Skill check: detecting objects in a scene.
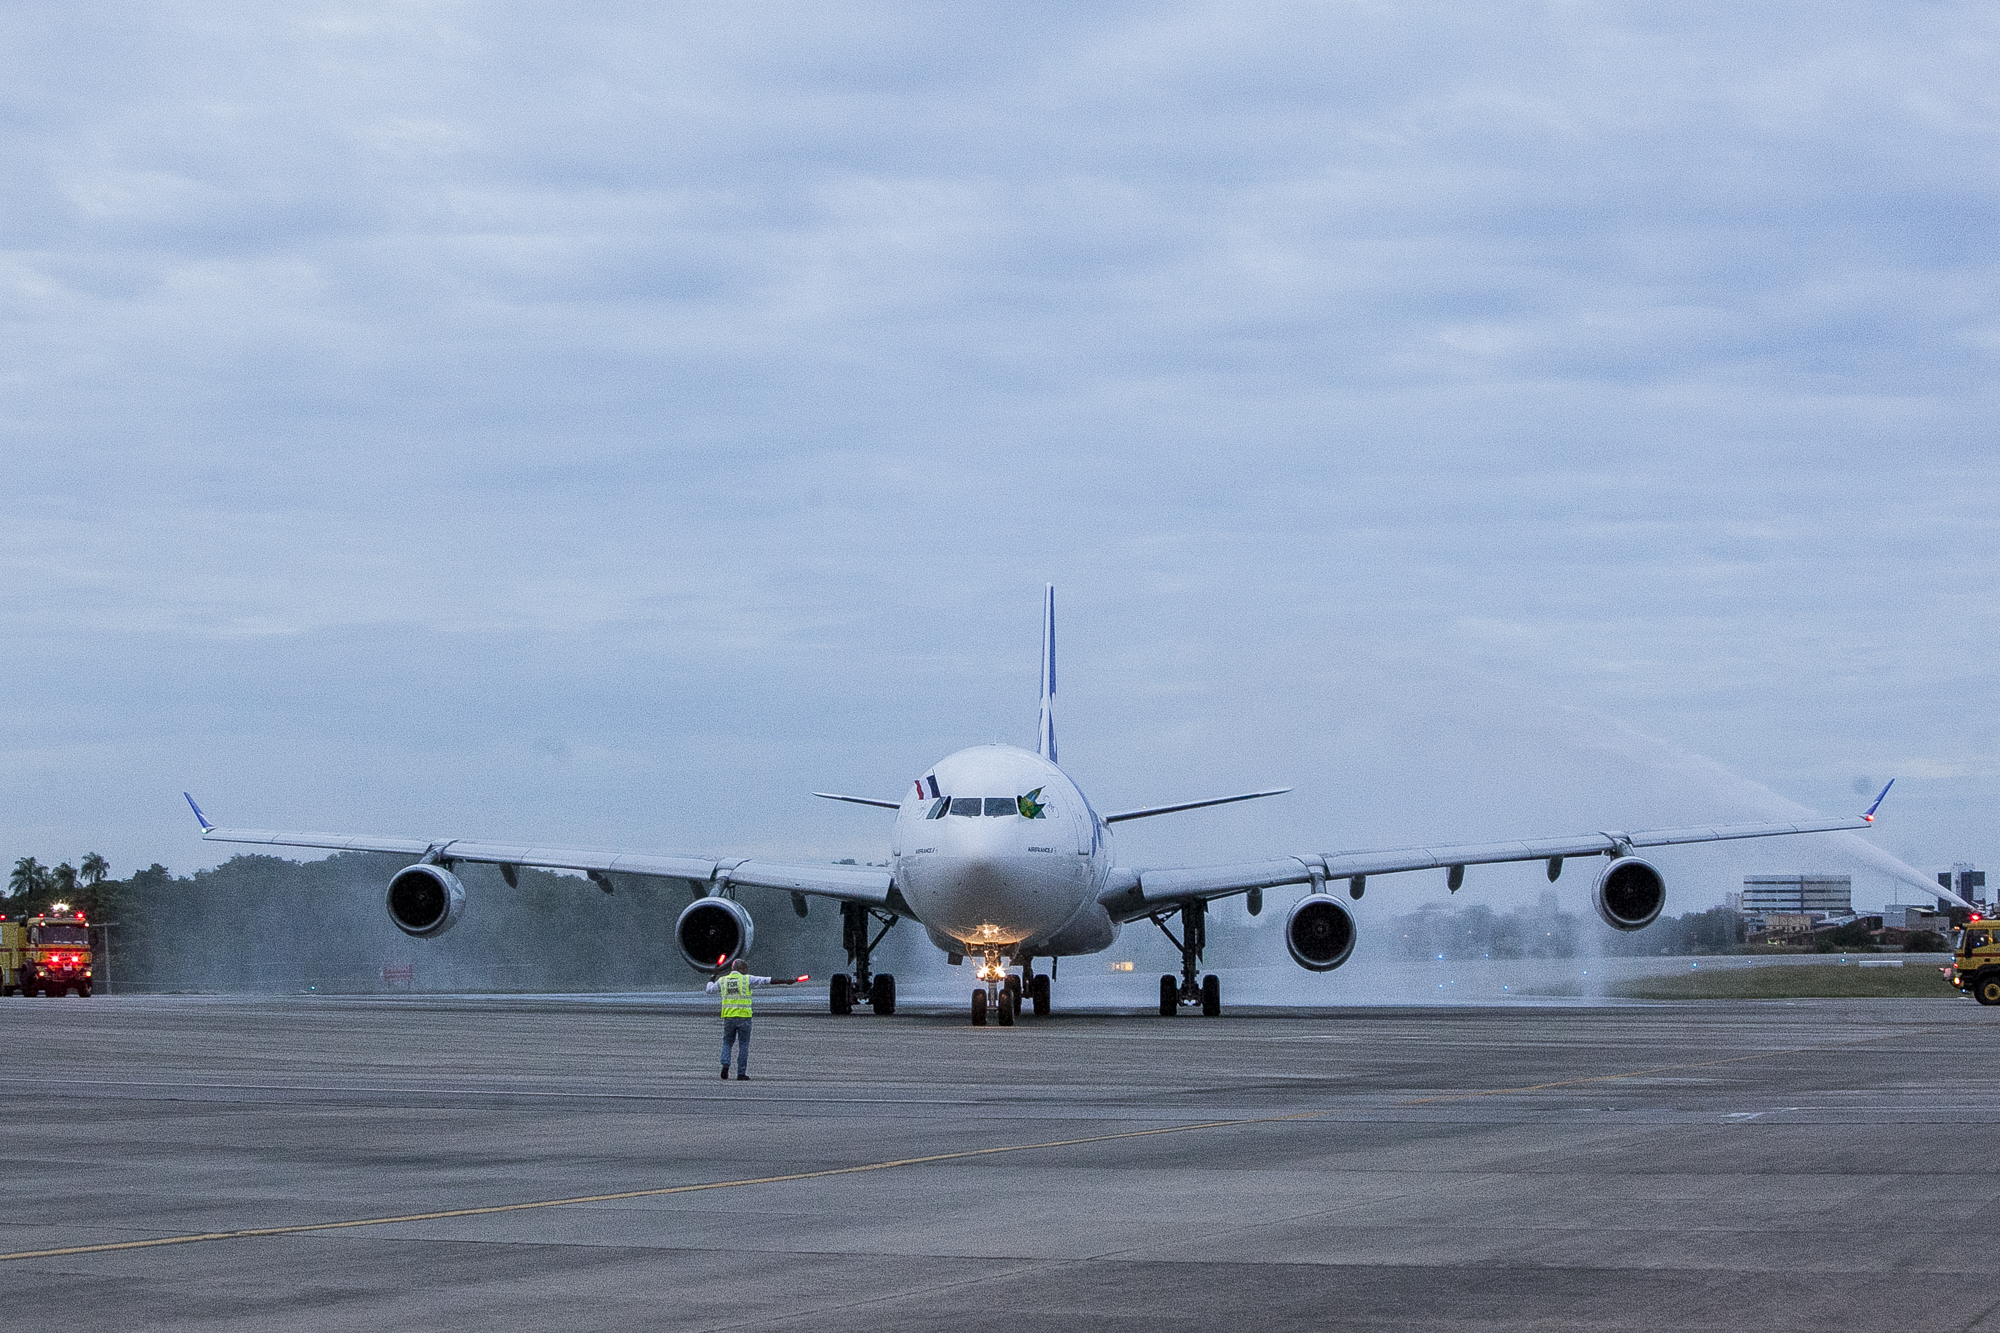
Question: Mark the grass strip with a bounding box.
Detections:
[1614,963,1956,1000]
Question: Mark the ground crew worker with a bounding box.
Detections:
[703,961,802,1079]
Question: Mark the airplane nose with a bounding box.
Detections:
[904,842,1081,947]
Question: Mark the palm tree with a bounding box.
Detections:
[51,863,78,897]
[80,852,109,886]
[8,857,45,899]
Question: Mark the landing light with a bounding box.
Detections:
[1109,961,1133,972]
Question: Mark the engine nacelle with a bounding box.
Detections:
[1285,893,1357,972]
[386,864,466,938]
[1593,856,1667,931]
[676,896,755,971]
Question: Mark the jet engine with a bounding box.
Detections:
[1592,856,1666,931]
[386,864,466,938]
[1285,893,1357,971]
[676,896,755,971]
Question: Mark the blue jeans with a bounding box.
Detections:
[720,1017,751,1074]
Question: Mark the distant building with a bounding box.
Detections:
[1743,875,1852,916]
[1885,904,1950,932]
[1938,865,1986,904]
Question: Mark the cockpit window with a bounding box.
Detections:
[932,792,1050,818]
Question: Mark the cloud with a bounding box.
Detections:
[1,1,1995,887]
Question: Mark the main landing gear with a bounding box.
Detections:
[1151,900,1222,1017]
[969,954,1051,1025]
[830,902,898,1016]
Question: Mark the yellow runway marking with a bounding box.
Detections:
[0,1112,1325,1265]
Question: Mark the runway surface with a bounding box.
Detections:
[5,992,1997,1331]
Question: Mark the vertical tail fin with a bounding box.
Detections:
[1038,583,1057,764]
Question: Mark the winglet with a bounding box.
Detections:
[183,792,214,833]
[1862,778,1895,822]
[1038,584,1057,764]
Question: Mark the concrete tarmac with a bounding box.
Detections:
[4,992,1996,1332]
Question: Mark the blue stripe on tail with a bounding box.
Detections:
[1038,584,1057,764]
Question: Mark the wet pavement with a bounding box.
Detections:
[4,992,1995,1331]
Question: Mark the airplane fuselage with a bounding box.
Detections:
[890,744,1118,960]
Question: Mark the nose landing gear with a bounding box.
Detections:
[972,953,1010,1025]
[970,952,1043,1025]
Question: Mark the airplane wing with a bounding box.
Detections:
[1098,784,1910,920]
[184,795,896,905]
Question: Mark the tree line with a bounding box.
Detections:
[7,849,1947,992]
[1381,897,1944,960]
[3,850,842,992]
[8,853,115,914]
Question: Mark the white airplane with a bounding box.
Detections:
[186,587,1903,1024]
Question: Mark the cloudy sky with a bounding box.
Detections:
[4,2,1996,914]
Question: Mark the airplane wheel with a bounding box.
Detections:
[872,974,896,1016]
[1031,974,1050,1016]
[997,992,1015,1026]
[1159,974,1177,1016]
[971,988,987,1026]
[1201,974,1221,1017]
[1003,974,1021,1015]
[830,974,851,1015]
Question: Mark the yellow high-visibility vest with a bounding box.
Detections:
[719,972,753,1018]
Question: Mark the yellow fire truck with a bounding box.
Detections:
[1948,915,2000,1004]
[2,904,94,997]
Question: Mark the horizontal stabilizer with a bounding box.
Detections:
[1103,788,1292,824]
[813,792,902,810]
